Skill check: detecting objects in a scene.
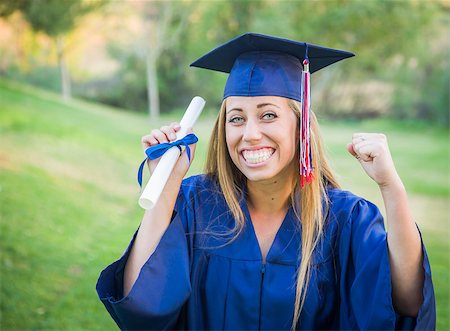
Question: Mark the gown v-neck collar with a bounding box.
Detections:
[236,186,301,266]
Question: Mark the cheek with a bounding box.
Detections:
[225,126,239,155]
[283,121,298,158]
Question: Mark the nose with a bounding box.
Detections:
[242,118,262,142]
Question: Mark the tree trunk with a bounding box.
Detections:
[146,49,159,120]
[141,1,185,120]
[56,36,71,101]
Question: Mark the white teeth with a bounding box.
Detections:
[242,148,274,164]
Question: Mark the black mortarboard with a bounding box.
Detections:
[190,33,354,186]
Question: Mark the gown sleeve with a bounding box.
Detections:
[95,188,194,330]
[338,198,436,330]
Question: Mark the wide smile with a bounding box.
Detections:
[241,147,275,165]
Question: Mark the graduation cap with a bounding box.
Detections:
[190,33,354,187]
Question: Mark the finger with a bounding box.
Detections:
[353,139,375,151]
[160,125,177,141]
[170,122,181,132]
[355,143,379,161]
[358,151,374,162]
[141,134,159,148]
[150,129,169,144]
[352,133,367,142]
[354,140,385,154]
[352,134,373,145]
[359,142,385,157]
[353,133,386,144]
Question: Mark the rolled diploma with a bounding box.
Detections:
[138,96,206,209]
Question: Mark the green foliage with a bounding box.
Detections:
[5,0,100,37]
[1,0,448,122]
[389,10,449,124]
[281,0,447,122]
[76,45,149,112]
[0,0,27,17]
[146,0,449,123]
[287,0,435,70]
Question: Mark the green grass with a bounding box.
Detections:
[1,79,448,330]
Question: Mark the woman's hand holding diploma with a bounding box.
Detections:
[141,122,196,180]
[138,96,205,210]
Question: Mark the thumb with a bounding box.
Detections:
[347,143,357,157]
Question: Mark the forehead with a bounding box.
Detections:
[225,96,290,110]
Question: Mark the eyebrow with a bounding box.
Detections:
[257,103,281,109]
[226,103,280,114]
[226,108,243,114]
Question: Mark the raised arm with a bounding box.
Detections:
[347,133,423,316]
[124,123,196,296]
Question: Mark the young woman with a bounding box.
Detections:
[97,33,435,330]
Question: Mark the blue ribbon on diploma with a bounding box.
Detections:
[137,133,199,188]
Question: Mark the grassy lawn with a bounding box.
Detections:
[1,79,448,330]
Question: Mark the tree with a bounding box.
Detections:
[1,0,100,101]
[133,1,188,119]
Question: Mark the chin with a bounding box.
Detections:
[237,160,296,184]
[240,168,282,183]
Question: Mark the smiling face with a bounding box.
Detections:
[225,96,298,183]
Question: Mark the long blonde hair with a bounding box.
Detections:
[205,98,340,330]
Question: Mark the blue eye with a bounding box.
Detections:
[229,116,244,124]
[262,113,277,120]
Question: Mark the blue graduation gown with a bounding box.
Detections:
[96,174,435,330]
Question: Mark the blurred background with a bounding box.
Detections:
[0,0,448,330]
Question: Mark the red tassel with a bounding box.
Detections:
[300,59,313,188]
